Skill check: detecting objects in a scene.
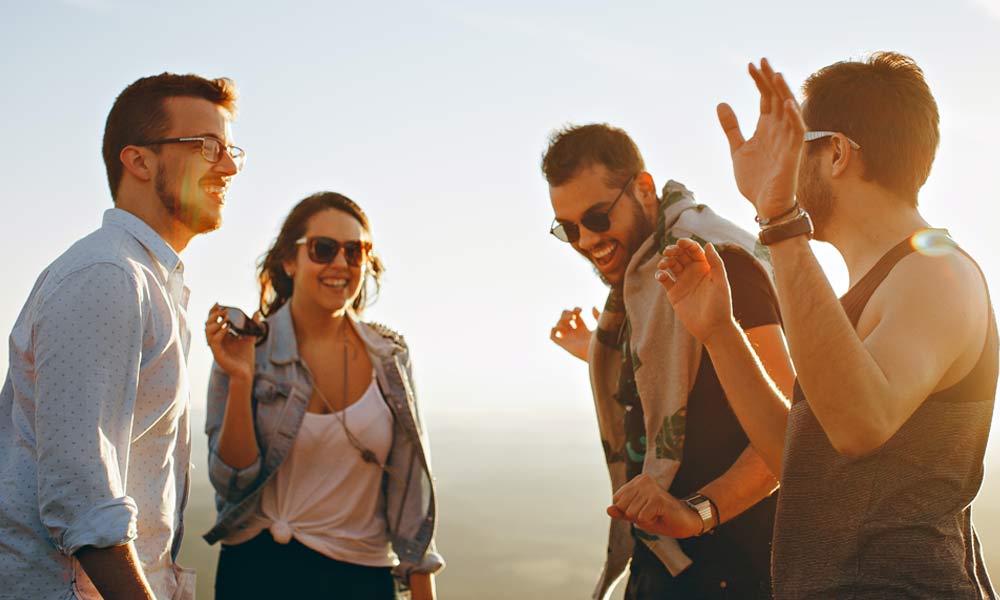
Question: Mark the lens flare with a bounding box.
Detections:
[909,228,956,257]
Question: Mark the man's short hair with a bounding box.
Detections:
[802,51,939,205]
[541,123,645,189]
[102,73,239,201]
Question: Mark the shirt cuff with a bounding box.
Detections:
[395,546,445,583]
[60,496,138,556]
[208,447,261,502]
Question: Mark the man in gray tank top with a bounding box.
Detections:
[609,52,997,598]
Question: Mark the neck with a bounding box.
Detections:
[289,295,351,344]
[115,189,194,253]
[822,188,929,286]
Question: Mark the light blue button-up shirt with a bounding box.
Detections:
[0,209,195,599]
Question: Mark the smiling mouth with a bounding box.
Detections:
[202,182,230,202]
[320,277,348,289]
[590,241,618,267]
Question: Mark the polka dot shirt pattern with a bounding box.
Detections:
[0,209,194,600]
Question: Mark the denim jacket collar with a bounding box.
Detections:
[267,303,399,366]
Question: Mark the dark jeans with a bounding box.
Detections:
[625,539,772,600]
[215,531,395,600]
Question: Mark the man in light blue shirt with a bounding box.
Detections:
[0,73,244,599]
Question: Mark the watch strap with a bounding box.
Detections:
[759,210,814,246]
[682,493,717,536]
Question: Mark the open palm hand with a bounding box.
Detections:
[654,240,734,345]
[717,58,807,219]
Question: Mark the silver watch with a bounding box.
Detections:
[682,493,716,536]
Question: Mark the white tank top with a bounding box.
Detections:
[258,373,395,566]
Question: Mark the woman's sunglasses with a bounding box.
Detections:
[295,236,372,266]
[549,173,636,243]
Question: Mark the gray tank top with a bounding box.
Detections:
[773,235,998,599]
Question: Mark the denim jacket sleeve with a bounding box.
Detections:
[393,345,446,582]
[205,361,262,503]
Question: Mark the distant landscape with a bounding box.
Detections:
[180,410,1000,599]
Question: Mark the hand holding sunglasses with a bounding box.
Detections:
[296,236,372,266]
[221,306,269,346]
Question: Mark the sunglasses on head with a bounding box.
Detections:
[295,236,372,266]
[549,173,637,243]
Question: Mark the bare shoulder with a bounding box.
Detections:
[863,244,990,379]
[879,244,988,318]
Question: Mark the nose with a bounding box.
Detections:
[332,247,349,268]
[215,149,239,176]
[577,224,601,251]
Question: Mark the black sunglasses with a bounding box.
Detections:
[549,173,637,243]
[221,306,269,346]
[295,236,372,266]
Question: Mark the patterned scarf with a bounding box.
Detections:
[590,181,774,600]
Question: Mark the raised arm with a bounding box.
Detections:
[205,304,262,501]
[718,59,989,456]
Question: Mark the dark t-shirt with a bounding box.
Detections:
[618,249,779,597]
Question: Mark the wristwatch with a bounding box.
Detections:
[759,209,813,246]
[682,493,717,536]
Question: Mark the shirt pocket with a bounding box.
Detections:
[252,374,290,441]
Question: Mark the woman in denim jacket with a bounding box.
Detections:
[202,192,442,599]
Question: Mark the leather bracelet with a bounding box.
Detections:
[755,202,799,227]
[759,210,813,246]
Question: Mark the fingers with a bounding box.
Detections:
[704,243,727,275]
[716,103,745,154]
[592,306,601,321]
[656,239,706,288]
[749,62,773,115]
[551,307,588,343]
[609,475,667,525]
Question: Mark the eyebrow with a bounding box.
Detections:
[582,200,613,214]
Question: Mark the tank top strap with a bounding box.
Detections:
[839,232,925,327]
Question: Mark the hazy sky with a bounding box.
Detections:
[3,0,998,431]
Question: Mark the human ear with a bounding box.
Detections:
[634,171,659,214]
[119,145,155,182]
[830,136,856,178]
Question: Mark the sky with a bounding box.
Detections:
[2,1,1000,597]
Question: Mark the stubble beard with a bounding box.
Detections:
[798,155,835,241]
[155,165,220,235]
[591,198,654,288]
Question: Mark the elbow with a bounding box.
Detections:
[828,423,892,459]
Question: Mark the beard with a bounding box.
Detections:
[590,197,654,288]
[155,165,221,235]
[797,155,835,240]
[155,165,181,219]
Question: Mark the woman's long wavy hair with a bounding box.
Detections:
[258,192,385,318]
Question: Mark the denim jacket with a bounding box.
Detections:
[202,303,444,584]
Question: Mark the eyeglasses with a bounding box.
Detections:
[295,236,372,267]
[137,136,247,171]
[549,173,637,243]
[804,131,861,150]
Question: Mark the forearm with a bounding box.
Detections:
[216,374,259,469]
[75,543,154,600]
[409,572,436,600]
[769,236,892,452]
[704,322,790,477]
[699,445,778,526]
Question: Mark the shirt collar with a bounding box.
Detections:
[102,208,183,275]
[267,303,398,365]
